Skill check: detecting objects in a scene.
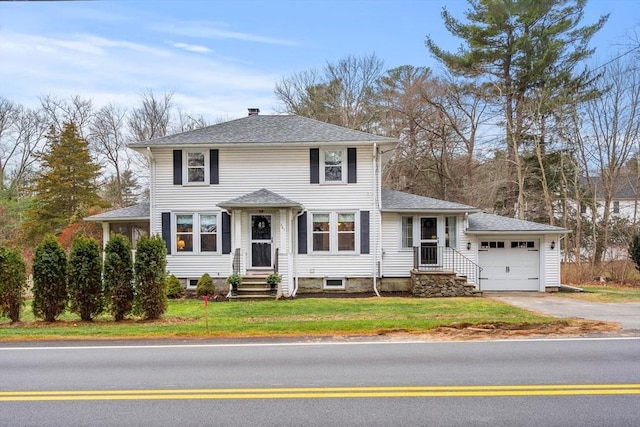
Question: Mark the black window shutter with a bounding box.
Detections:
[310,148,319,184]
[222,212,231,254]
[360,210,370,254]
[161,212,172,254]
[210,149,219,185]
[297,212,307,254]
[173,150,182,185]
[347,147,357,183]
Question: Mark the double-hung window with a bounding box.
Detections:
[186,151,207,184]
[323,149,344,183]
[337,213,355,251]
[175,213,218,253]
[311,212,356,253]
[312,213,331,251]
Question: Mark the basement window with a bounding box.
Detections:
[324,278,345,290]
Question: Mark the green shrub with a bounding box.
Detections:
[134,235,167,320]
[166,274,185,298]
[195,273,215,297]
[629,234,640,272]
[68,236,104,321]
[103,234,134,321]
[0,245,27,322]
[32,235,68,322]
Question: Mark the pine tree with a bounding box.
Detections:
[24,122,103,243]
[425,0,607,218]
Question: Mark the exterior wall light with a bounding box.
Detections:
[550,241,556,250]
[467,242,472,250]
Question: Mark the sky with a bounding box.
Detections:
[1,0,638,122]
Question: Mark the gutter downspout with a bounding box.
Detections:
[373,143,380,297]
[146,146,155,237]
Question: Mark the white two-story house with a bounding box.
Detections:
[87,109,569,295]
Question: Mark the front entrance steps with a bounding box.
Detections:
[229,272,277,301]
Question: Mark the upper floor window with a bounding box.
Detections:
[310,148,357,184]
[187,151,206,183]
[173,149,219,185]
[323,149,344,183]
[613,201,620,214]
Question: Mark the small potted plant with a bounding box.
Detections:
[266,272,281,296]
[226,273,241,296]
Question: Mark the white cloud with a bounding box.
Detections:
[0,29,281,118]
[170,42,212,53]
[153,21,298,46]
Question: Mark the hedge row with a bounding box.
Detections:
[0,234,168,323]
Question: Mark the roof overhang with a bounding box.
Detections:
[465,229,571,235]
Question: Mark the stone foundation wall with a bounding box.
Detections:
[411,270,478,297]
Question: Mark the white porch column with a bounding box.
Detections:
[101,222,109,249]
[232,210,244,274]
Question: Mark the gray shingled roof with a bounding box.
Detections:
[84,202,150,221]
[381,189,480,213]
[218,189,303,209]
[129,114,397,147]
[467,212,569,234]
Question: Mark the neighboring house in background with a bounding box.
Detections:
[581,175,640,223]
[86,109,569,295]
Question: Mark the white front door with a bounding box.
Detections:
[250,214,272,268]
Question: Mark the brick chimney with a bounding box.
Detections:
[248,108,260,116]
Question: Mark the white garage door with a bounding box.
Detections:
[478,239,540,291]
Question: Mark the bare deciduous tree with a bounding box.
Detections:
[128,90,174,142]
[275,53,384,132]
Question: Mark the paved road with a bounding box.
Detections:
[487,293,640,330]
[1,338,639,426]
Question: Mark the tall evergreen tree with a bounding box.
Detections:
[68,236,104,321]
[24,122,103,242]
[103,233,134,321]
[32,235,67,322]
[426,0,607,218]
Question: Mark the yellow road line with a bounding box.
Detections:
[1,384,639,401]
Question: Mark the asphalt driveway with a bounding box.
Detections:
[487,293,640,331]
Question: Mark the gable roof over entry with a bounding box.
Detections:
[218,189,303,210]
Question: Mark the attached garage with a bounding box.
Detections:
[478,238,540,291]
[467,213,570,292]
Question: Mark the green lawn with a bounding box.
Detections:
[556,285,640,302]
[0,297,558,341]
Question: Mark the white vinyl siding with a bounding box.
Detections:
[150,145,376,284]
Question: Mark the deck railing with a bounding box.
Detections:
[413,246,482,290]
